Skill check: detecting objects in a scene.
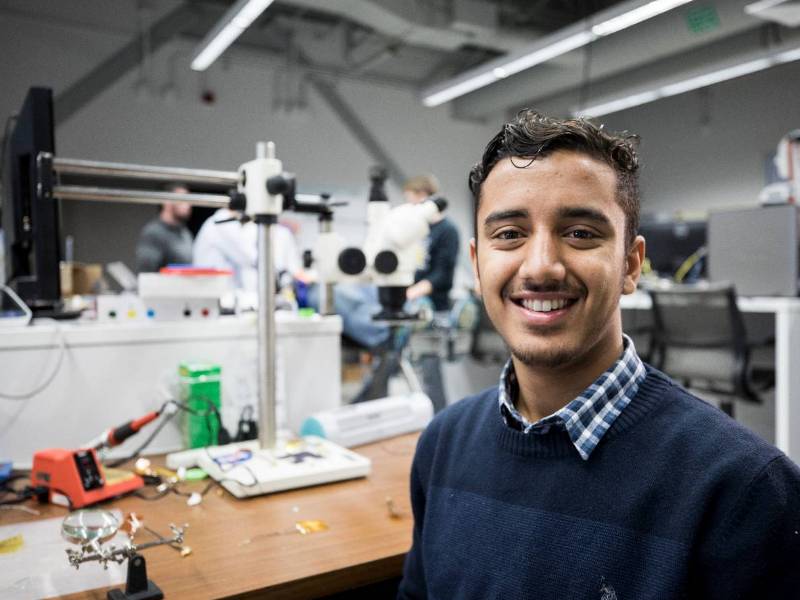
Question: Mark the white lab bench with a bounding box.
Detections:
[0,313,342,466]
[621,291,800,464]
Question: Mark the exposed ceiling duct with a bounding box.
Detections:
[276,0,541,54]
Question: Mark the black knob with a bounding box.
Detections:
[267,173,294,195]
[374,250,399,274]
[228,191,247,212]
[302,249,314,269]
[338,247,367,275]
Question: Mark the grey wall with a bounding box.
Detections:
[597,59,800,217]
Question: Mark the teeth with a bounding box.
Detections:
[522,298,570,312]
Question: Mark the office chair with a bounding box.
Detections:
[646,282,771,418]
[622,303,654,363]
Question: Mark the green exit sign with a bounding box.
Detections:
[686,5,721,34]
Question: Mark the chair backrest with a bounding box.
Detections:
[646,282,755,401]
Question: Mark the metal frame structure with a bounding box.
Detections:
[40,152,279,449]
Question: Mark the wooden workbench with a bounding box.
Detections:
[4,433,419,599]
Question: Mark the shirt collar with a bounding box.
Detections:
[498,334,646,460]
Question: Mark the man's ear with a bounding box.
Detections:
[623,235,645,295]
[469,238,482,297]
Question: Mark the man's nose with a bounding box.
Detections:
[518,233,566,284]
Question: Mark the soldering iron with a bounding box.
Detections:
[85,404,176,450]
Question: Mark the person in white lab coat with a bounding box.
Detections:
[193,208,303,291]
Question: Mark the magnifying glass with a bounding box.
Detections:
[61,509,119,545]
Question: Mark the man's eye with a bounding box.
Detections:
[566,229,595,240]
[495,230,522,240]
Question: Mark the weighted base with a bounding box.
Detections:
[106,553,164,600]
[107,581,163,600]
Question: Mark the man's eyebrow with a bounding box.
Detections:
[557,206,612,227]
[483,208,529,228]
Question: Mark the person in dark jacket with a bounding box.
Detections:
[402,174,460,312]
[135,183,192,273]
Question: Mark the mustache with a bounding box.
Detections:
[502,280,584,297]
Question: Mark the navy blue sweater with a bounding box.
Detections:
[399,367,800,599]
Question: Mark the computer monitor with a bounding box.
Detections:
[1,87,62,311]
[638,219,706,278]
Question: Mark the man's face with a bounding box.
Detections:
[470,150,644,372]
[403,189,428,205]
[172,201,192,222]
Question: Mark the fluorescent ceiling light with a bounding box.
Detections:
[191,0,275,71]
[775,46,800,62]
[576,46,800,118]
[425,31,595,107]
[422,0,693,107]
[422,72,498,107]
[657,58,772,96]
[591,0,693,37]
[577,91,660,118]
[191,26,244,72]
[495,31,596,78]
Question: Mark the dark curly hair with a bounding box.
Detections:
[469,110,640,249]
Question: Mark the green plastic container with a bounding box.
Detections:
[179,362,221,448]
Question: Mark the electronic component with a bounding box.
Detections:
[30,448,143,508]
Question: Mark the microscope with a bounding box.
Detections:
[314,166,446,322]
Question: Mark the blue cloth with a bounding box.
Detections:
[307,282,389,349]
[399,366,800,599]
[498,334,646,460]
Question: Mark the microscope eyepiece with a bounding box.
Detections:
[368,166,389,203]
[338,247,367,276]
[374,250,399,275]
[368,165,388,183]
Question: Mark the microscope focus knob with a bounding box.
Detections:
[374,250,399,275]
[338,247,367,275]
[228,191,247,212]
[266,174,293,195]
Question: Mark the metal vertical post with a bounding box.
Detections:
[319,217,336,315]
[256,216,278,449]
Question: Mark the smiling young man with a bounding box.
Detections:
[398,111,800,600]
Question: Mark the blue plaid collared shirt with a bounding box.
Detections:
[498,334,646,460]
